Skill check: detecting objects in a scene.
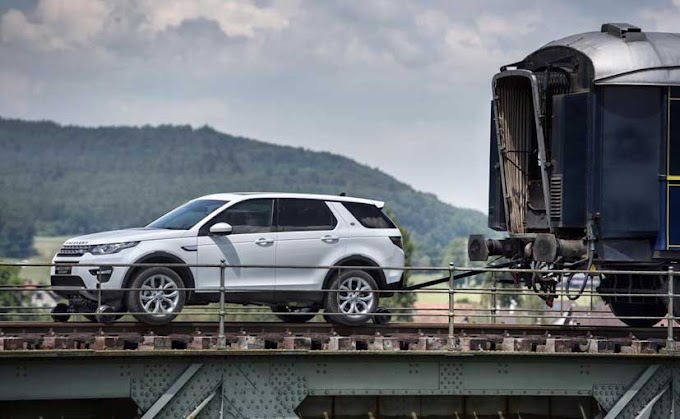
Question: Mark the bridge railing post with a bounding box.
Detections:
[96,269,102,317]
[448,263,455,351]
[491,271,497,324]
[218,260,226,350]
[667,265,675,353]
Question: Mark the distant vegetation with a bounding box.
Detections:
[0,117,489,263]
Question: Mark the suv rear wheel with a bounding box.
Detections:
[126,267,186,325]
[324,270,379,326]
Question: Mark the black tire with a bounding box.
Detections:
[84,312,123,323]
[609,301,665,327]
[373,307,392,324]
[324,270,379,326]
[271,305,319,323]
[51,303,70,323]
[125,267,186,326]
[95,305,118,324]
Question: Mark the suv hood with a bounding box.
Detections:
[64,228,188,246]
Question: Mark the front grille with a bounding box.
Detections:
[50,275,86,288]
[57,245,92,257]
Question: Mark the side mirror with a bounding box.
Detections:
[209,222,233,236]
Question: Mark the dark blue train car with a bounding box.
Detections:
[468,23,680,326]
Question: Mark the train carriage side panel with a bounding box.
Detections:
[550,92,589,230]
[591,86,664,262]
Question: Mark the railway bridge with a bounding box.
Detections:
[1,263,679,418]
[0,322,678,418]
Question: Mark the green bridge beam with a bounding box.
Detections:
[0,351,678,418]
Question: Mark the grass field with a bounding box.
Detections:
[407,273,484,305]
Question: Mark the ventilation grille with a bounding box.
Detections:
[550,175,563,222]
[494,77,535,233]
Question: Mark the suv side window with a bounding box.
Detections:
[202,199,274,235]
[342,202,396,229]
[278,199,337,232]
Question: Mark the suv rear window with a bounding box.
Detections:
[278,199,337,232]
[342,202,396,229]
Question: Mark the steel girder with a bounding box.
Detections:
[0,352,678,418]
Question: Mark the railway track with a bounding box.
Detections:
[0,321,673,354]
[0,320,669,337]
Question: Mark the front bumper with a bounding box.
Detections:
[50,274,125,303]
[50,254,130,302]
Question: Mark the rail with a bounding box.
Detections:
[0,261,678,352]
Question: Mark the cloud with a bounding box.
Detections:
[0,0,292,53]
[641,0,680,32]
[0,0,667,211]
[137,0,291,38]
[0,0,109,50]
[475,12,541,37]
[0,71,42,116]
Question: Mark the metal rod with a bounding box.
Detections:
[560,274,564,321]
[96,268,102,321]
[491,272,497,324]
[668,265,675,352]
[218,260,226,349]
[448,263,455,350]
[590,272,594,313]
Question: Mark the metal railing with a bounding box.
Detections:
[0,261,678,351]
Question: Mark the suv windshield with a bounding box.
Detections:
[148,199,227,230]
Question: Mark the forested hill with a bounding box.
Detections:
[0,117,488,263]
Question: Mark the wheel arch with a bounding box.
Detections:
[123,251,196,298]
[322,255,387,291]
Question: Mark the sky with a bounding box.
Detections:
[1,0,679,212]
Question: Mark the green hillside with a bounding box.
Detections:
[0,117,488,263]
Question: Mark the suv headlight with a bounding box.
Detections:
[90,241,139,255]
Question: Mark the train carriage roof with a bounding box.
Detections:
[517,23,680,86]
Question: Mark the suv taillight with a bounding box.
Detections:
[389,236,403,249]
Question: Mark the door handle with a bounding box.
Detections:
[255,238,274,245]
[321,235,339,243]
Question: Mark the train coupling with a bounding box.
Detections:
[468,234,586,263]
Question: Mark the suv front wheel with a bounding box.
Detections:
[126,267,186,325]
[324,270,379,326]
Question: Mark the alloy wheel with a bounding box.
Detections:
[139,274,180,316]
[336,276,375,318]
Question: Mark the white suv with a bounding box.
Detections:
[50,193,405,326]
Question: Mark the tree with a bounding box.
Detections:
[0,205,35,258]
[383,208,416,321]
[440,237,470,271]
[440,237,491,289]
[0,117,491,263]
[0,266,25,320]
